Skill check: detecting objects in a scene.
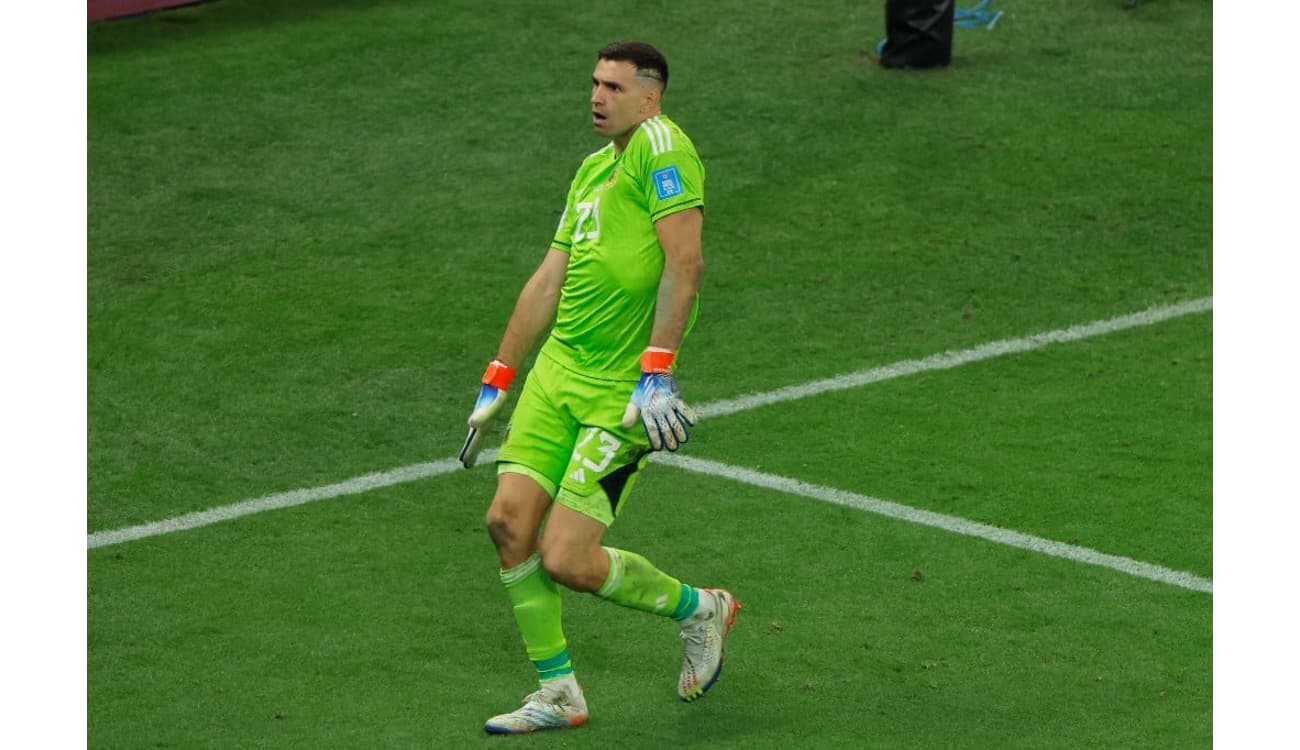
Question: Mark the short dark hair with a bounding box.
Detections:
[598,41,669,91]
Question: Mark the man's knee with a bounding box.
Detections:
[484,502,519,550]
[484,476,550,563]
[538,542,589,590]
[538,514,608,591]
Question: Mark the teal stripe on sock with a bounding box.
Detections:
[534,650,570,672]
[538,663,574,681]
[534,649,573,681]
[671,584,699,621]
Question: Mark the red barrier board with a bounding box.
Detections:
[88,1,201,22]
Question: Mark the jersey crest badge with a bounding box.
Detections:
[652,165,684,200]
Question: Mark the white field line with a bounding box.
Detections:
[652,453,1213,594]
[86,456,486,549]
[697,296,1213,419]
[87,297,1212,551]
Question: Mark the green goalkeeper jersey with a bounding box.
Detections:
[541,114,705,381]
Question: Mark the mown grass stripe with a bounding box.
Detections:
[87,297,1211,550]
[87,457,474,549]
[653,453,1213,594]
[698,296,1213,419]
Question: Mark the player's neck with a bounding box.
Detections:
[613,109,663,155]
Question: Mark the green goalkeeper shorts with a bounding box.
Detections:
[497,350,651,527]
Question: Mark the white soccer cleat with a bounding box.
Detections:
[678,588,740,702]
[483,678,589,735]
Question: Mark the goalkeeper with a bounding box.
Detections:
[458,41,739,735]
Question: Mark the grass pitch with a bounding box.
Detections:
[89,1,1211,746]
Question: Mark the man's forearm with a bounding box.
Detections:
[495,275,560,367]
[491,248,568,368]
[649,207,704,352]
[648,257,702,351]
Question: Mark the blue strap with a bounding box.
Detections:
[954,0,1003,29]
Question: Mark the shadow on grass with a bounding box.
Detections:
[88,0,410,56]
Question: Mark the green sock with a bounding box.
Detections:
[500,553,572,682]
[595,547,701,621]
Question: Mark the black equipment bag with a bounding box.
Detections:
[881,0,955,69]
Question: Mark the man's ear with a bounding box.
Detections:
[641,86,662,112]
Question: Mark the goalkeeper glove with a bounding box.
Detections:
[620,347,699,452]
[459,359,517,468]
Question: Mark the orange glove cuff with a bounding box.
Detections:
[482,360,517,390]
[640,347,676,374]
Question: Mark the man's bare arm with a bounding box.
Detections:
[648,207,704,350]
[494,248,570,367]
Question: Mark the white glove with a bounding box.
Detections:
[620,347,698,452]
[459,359,516,468]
